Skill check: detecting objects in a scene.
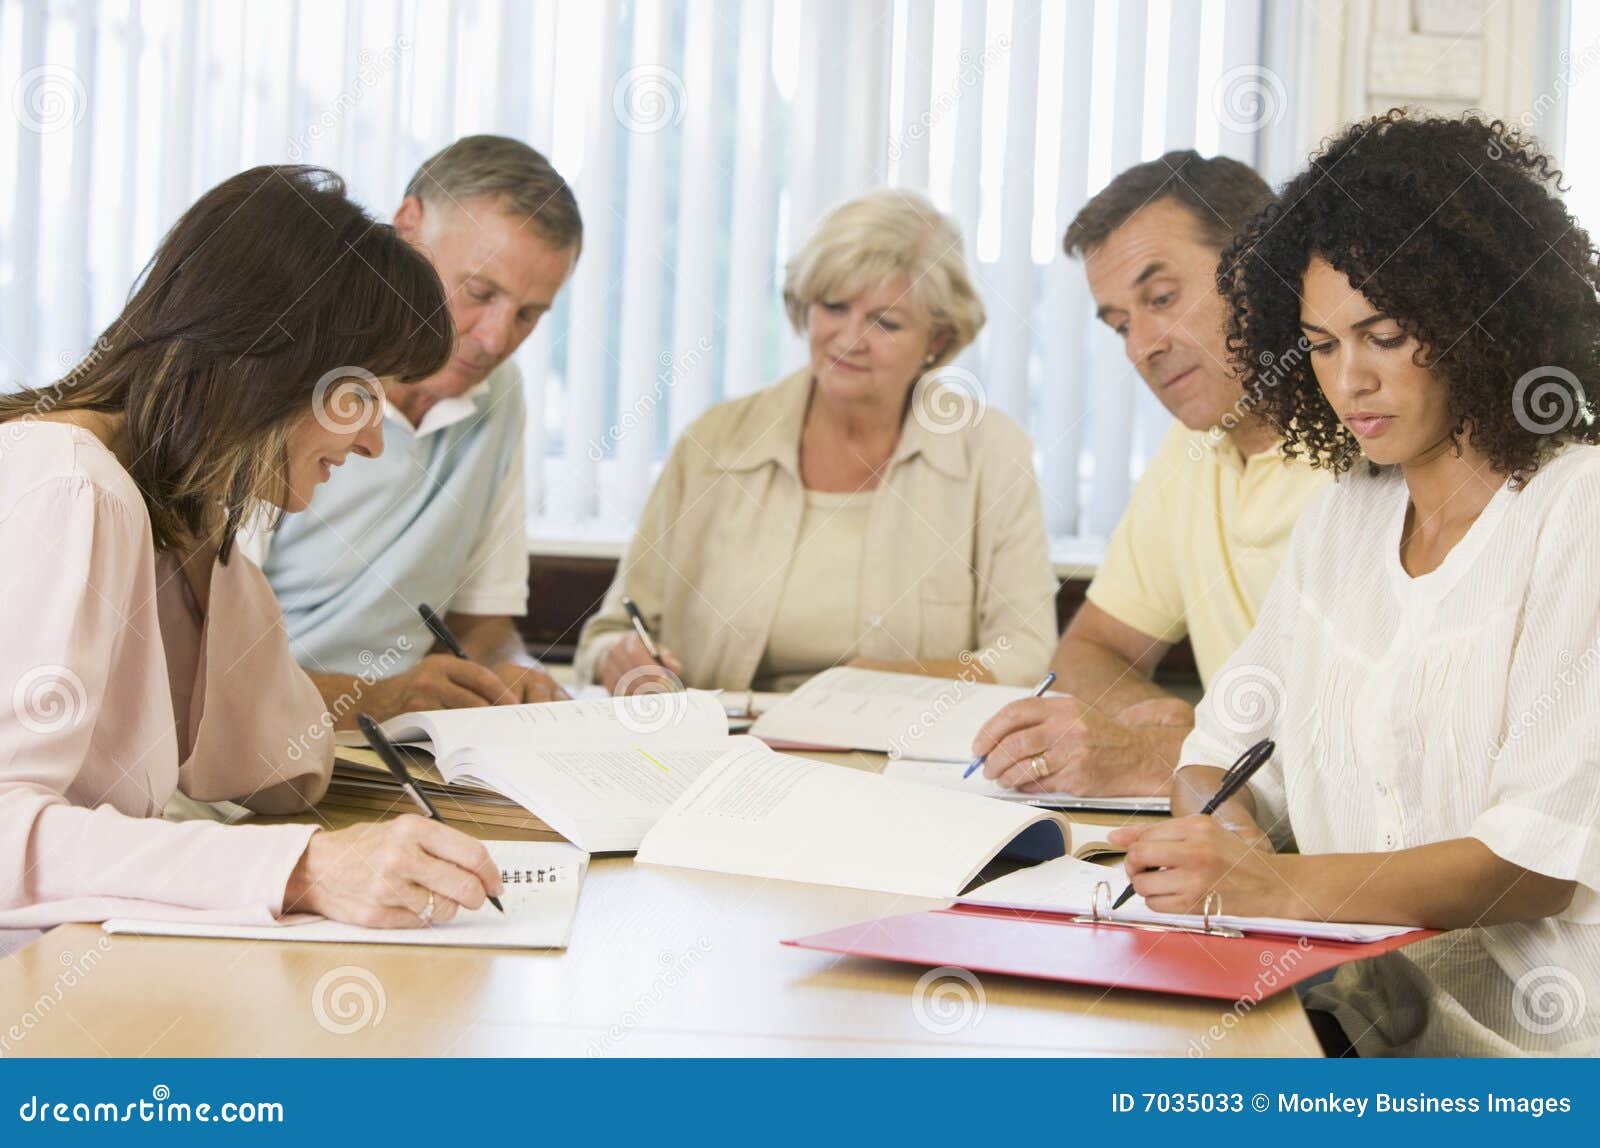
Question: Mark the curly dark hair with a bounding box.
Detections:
[1219,110,1600,483]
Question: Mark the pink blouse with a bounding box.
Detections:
[0,422,333,928]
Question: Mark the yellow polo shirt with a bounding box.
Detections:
[1085,423,1331,685]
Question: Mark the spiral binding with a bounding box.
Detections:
[499,865,566,885]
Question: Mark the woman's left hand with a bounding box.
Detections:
[1106,815,1286,917]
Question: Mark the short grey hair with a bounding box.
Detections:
[404,134,583,252]
[783,189,985,369]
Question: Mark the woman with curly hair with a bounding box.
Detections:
[1109,111,1600,1056]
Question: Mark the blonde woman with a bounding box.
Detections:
[577,190,1058,694]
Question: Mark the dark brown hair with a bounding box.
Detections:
[404,134,583,253]
[1220,110,1600,484]
[1063,149,1275,257]
[0,165,453,558]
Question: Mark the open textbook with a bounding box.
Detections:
[749,666,1046,758]
[636,740,1119,899]
[959,854,1418,943]
[751,667,1169,813]
[104,842,588,949]
[369,691,735,852]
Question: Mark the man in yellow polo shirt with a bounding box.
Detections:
[973,150,1330,795]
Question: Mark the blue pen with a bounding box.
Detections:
[963,671,1057,779]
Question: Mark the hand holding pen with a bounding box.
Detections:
[600,597,685,694]
[358,713,505,915]
[415,603,569,705]
[1110,737,1276,910]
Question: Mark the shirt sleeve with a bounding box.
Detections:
[1468,469,1600,904]
[972,417,1060,685]
[445,433,531,617]
[0,478,316,929]
[572,439,689,686]
[1084,424,1189,644]
[1176,486,1321,851]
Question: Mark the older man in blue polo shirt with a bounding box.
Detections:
[239,135,581,725]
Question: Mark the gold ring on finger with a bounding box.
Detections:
[1030,756,1051,781]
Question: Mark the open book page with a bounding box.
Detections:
[360,690,729,761]
[748,667,1056,760]
[636,740,1070,899]
[103,842,588,949]
[463,741,746,853]
[883,758,1170,814]
[960,855,1418,943]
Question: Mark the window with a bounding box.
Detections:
[0,0,1291,563]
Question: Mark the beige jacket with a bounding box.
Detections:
[575,369,1059,689]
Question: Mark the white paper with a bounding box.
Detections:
[362,693,735,852]
[883,757,1170,813]
[104,843,589,949]
[961,855,1418,943]
[748,666,1056,760]
[637,740,1069,899]
[384,689,729,764]
[463,742,744,852]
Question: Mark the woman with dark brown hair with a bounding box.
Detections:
[0,166,504,932]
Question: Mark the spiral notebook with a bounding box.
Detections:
[103,842,588,950]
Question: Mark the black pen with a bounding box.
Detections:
[1111,737,1275,910]
[357,712,504,914]
[418,603,469,660]
[620,596,670,671]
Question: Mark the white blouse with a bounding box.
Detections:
[1181,445,1600,1057]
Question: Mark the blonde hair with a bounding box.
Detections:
[782,190,985,369]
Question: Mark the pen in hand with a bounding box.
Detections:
[963,671,1056,779]
[357,712,505,915]
[418,603,470,660]
[1110,736,1276,911]
[620,596,674,676]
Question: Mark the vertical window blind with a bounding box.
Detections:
[1,0,1293,561]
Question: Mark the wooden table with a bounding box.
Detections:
[0,751,1319,1057]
